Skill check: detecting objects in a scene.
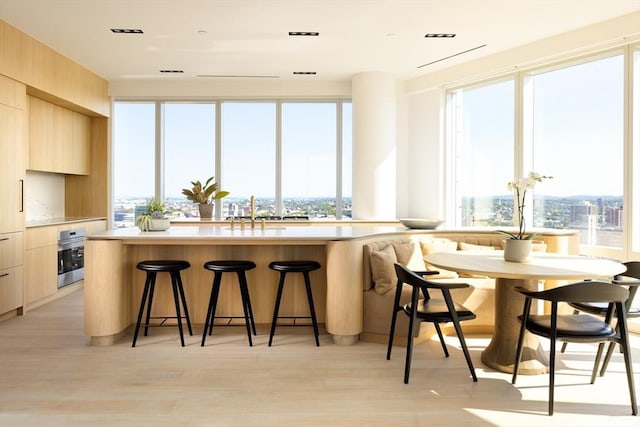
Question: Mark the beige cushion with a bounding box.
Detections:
[419,239,459,279]
[392,240,414,266]
[370,245,398,295]
[459,242,497,251]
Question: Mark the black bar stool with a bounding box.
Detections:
[268,260,321,346]
[132,260,192,347]
[202,260,257,346]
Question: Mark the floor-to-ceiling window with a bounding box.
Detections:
[164,102,216,217]
[112,102,155,228]
[221,102,277,218]
[112,99,351,227]
[447,79,515,228]
[527,53,624,250]
[281,102,336,218]
[446,49,629,257]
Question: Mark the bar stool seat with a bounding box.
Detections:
[202,260,257,346]
[132,260,192,347]
[268,260,321,346]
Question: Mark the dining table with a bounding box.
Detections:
[423,250,626,375]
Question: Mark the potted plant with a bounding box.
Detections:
[181,176,229,219]
[136,198,170,231]
[498,171,552,262]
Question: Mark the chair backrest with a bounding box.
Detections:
[527,280,629,304]
[393,263,468,291]
[616,261,640,308]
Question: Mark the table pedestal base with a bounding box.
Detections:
[481,277,549,375]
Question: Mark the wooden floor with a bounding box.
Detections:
[0,290,638,427]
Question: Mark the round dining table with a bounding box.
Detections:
[423,251,626,375]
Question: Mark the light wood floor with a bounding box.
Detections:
[0,289,638,427]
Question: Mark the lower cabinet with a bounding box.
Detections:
[0,266,23,314]
[0,231,24,315]
[24,245,58,306]
[24,219,106,310]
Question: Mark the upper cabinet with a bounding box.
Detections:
[0,75,26,233]
[28,96,91,175]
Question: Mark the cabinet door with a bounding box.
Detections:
[0,265,23,314]
[25,245,58,305]
[71,111,90,175]
[0,104,25,233]
[53,104,73,173]
[28,96,55,172]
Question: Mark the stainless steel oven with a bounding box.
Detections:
[57,228,86,288]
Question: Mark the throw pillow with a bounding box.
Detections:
[392,240,414,266]
[370,244,398,295]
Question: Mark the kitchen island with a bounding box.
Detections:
[84,224,580,347]
[84,224,412,346]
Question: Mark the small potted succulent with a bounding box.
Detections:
[181,176,229,219]
[136,198,170,231]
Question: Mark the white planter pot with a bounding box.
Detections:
[149,218,170,231]
[503,239,532,263]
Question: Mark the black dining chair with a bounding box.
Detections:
[560,261,640,377]
[512,280,637,416]
[386,263,477,384]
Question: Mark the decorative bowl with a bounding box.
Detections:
[398,218,444,229]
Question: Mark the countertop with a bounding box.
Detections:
[88,224,410,242]
[26,217,107,228]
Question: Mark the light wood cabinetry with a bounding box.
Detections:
[0,232,24,314]
[24,226,58,306]
[28,96,91,175]
[0,76,26,234]
[0,75,26,316]
[24,220,106,310]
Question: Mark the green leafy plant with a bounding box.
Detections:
[136,198,167,231]
[497,172,552,240]
[181,176,229,204]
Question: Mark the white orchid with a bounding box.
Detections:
[499,172,552,240]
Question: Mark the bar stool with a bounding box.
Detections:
[201,260,257,346]
[268,260,321,346]
[132,260,192,347]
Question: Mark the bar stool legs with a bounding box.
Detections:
[132,260,192,347]
[268,261,321,346]
[202,260,257,346]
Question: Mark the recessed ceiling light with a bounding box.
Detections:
[288,31,319,37]
[293,72,316,75]
[424,33,456,38]
[196,74,280,79]
[159,69,184,73]
[110,28,143,34]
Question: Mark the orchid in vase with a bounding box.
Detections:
[498,171,552,240]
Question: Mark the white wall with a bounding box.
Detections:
[25,171,65,221]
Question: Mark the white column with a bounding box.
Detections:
[352,72,397,220]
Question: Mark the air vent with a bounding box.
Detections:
[159,70,184,73]
[418,44,486,68]
[110,28,143,34]
[289,31,319,37]
[293,72,316,75]
[425,33,456,38]
[196,74,279,79]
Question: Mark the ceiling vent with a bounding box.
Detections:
[418,44,486,68]
[159,70,184,73]
[196,74,279,78]
[293,72,316,75]
[110,28,143,34]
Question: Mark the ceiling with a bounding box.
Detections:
[1,0,639,84]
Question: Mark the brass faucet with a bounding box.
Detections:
[250,195,255,228]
